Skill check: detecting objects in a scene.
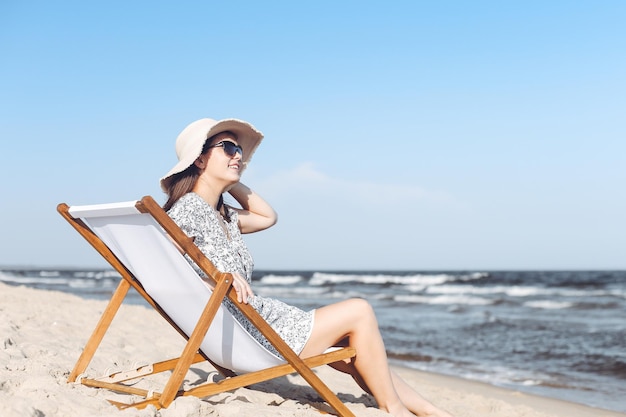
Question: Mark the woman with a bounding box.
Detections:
[160,118,453,417]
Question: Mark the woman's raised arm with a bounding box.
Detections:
[228,182,278,234]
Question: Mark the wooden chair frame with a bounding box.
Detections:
[58,195,356,416]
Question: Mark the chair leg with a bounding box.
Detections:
[158,273,232,407]
[68,279,131,382]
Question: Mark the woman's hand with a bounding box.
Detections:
[230,272,254,304]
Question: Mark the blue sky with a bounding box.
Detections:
[1,1,625,270]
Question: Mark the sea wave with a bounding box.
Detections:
[523,300,574,309]
[258,274,303,285]
[73,270,120,280]
[254,286,328,297]
[0,269,120,285]
[394,294,494,306]
[309,272,487,286]
[0,274,75,286]
[422,284,618,299]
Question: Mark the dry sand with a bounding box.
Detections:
[1,282,623,417]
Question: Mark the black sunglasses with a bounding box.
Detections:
[209,140,243,158]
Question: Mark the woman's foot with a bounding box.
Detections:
[385,403,417,417]
[414,404,454,417]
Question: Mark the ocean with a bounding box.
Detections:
[1,268,624,412]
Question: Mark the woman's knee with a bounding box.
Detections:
[315,298,377,331]
[348,297,371,310]
[347,298,377,323]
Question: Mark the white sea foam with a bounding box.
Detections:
[459,272,490,281]
[424,284,510,295]
[523,300,573,309]
[0,274,72,285]
[394,294,493,305]
[68,278,108,288]
[254,286,327,297]
[259,274,303,285]
[521,379,542,386]
[421,284,542,298]
[39,270,60,277]
[423,284,612,299]
[74,270,121,279]
[0,269,122,286]
[457,365,552,390]
[405,285,427,292]
[309,272,465,286]
[508,286,612,298]
[610,289,626,299]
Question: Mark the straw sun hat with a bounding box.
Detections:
[160,118,264,191]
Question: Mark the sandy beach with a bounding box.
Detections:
[1,281,623,417]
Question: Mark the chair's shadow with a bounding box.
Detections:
[187,366,375,414]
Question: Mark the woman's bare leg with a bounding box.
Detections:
[329,359,451,417]
[390,370,453,416]
[299,298,450,417]
[327,355,372,395]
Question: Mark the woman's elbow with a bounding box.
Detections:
[266,210,278,228]
[242,210,278,234]
[262,211,278,229]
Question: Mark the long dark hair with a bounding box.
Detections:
[162,132,236,221]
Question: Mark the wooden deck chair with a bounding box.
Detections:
[57,195,357,416]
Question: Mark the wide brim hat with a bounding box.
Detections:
[160,118,263,191]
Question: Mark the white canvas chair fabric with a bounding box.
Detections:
[68,201,284,374]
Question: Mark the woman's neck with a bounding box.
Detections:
[192,180,225,209]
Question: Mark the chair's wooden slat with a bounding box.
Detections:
[68,279,130,382]
[115,347,357,411]
[185,347,357,398]
[158,269,234,407]
[96,353,206,384]
[233,301,356,416]
[58,203,133,383]
[81,377,153,397]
